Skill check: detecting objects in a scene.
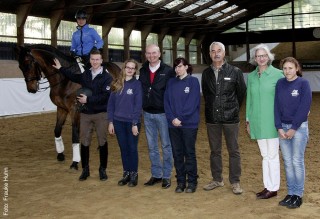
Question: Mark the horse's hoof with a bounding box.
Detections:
[70,161,79,170]
[57,153,65,162]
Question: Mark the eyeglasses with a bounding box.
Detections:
[255,54,268,59]
[125,66,135,71]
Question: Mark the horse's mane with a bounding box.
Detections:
[28,44,75,63]
[27,44,81,74]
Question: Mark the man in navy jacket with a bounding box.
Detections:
[53,49,112,182]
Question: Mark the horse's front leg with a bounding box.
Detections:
[69,107,81,170]
[54,107,68,162]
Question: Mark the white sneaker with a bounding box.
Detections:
[203,181,224,191]
[231,183,243,195]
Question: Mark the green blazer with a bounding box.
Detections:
[246,65,284,139]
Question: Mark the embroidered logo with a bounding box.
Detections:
[291,89,299,97]
[106,86,110,90]
[184,87,190,93]
[127,88,133,95]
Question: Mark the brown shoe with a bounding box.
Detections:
[257,190,277,199]
[256,188,267,197]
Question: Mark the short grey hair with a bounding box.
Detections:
[209,42,225,52]
[249,44,275,66]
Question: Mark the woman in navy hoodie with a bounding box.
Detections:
[275,57,312,208]
[164,57,201,193]
[108,59,142,187]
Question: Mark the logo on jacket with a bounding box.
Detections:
[291,89,299,97]
[127,89,133,95]
[106,86,110,91]
[184,87,190,93]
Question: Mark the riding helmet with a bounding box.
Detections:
[75,10,87,19]
[76,87,92,97]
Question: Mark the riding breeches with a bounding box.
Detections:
[80,112,108,146]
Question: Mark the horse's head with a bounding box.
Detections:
[15,46,42,93]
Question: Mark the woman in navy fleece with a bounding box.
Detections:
[108,59,142,187]
[164,57,201,193]
[275,57,312,208]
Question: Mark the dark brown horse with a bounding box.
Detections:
[15,44,120,170]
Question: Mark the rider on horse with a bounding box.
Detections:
[70,10,104,69]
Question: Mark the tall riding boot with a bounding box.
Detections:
[99,142,108,181]
[128,172,138,187]
[79,144,90,181]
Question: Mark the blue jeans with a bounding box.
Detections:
[143,112,173,179]
[169,128,198,185]
[279,121,309,197]
[113,120,140,172]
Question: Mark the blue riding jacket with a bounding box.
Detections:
[70,24,104,56]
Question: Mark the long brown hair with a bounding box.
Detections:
[110,58,138,92]
[280,57,302,77]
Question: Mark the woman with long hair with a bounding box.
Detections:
[275,57,312,208]
[107,59,142,187]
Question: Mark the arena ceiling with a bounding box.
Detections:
[1,0,292,39]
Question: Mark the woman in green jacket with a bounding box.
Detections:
[246,44,284,199]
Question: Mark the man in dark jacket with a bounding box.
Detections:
[139,44,175,189]
[53,49,112,182]
[201,42,246,195]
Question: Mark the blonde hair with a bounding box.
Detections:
[111,59,138,92]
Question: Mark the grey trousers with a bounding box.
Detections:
[80,112,108,146]
[206,123,241,184]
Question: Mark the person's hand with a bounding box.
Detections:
[52,58,62,69]
[172,118,182,127]
[132,125,139,136]
[285,129,296,139]
[77,94,87,104]
[108,122,115,135]
[278,129,286,139]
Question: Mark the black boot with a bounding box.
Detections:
[118,171,130,186]
[99,166,108,181]
[99,143,108,181]
[128,172,138,187]
[79,166,90,181]
[79,145,90,181]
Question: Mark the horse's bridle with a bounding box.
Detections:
[23,50,65,91]
[23,52,42,83]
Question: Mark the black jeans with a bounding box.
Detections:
[169,128,198,185]
[206,123,241,184]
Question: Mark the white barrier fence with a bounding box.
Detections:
[1,78,56,117]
